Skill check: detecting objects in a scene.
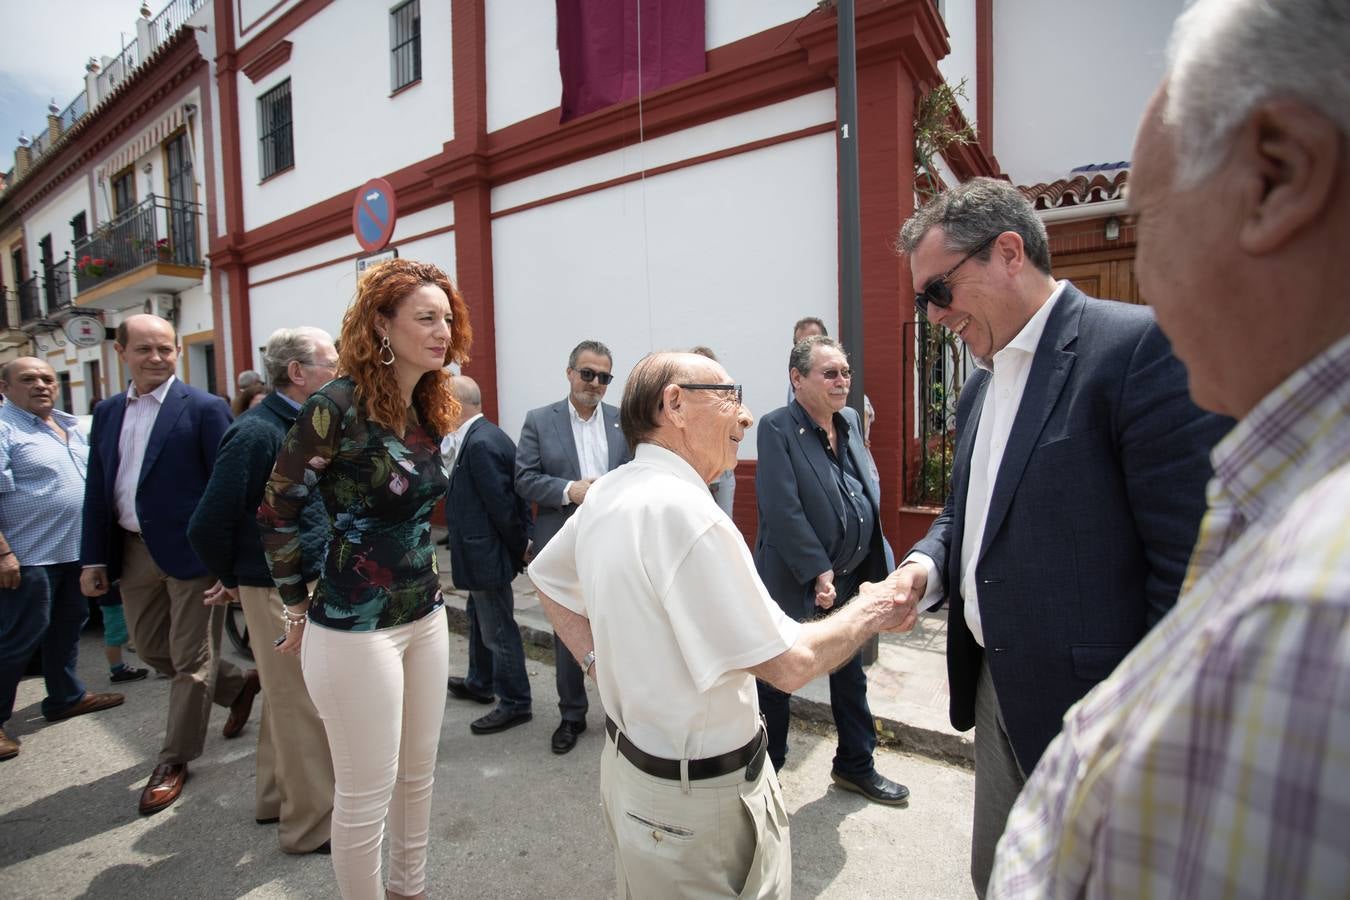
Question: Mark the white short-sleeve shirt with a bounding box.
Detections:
[529,443,802,760]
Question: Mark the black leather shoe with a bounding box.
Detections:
[551,719,586,754]
[446,676,494,705]
[471,707,533,735]
[830,769,910,805]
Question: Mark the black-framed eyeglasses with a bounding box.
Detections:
[678,383,743,405]
[817,367,852,381]
[574,367,614,385]
[914,234,998,316]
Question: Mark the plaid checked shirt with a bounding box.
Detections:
[989,333,1350,900]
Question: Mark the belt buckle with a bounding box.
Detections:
[744,727,768,782]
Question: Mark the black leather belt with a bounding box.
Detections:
[604,716,767,782]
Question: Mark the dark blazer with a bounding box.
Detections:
[514,399,629,552]
[754,403,887,621]
[187,392,330,589]
[81,378,233,581]
[910,285,1232,772]
[447,416,533,591]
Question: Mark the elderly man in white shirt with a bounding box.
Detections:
[529,351,918,899]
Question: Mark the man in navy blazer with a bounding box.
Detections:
[444,376,534,736]
[891,178,1230,896]
[79,314,258,816]
[754,335,909,806]
[515,340,630,754]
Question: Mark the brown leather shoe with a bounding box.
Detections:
[0,728,19,761]
[44,691,125,722]
[223,670,260,739]
[139,763,188,815]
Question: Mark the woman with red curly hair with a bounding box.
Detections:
[258,259,471,900]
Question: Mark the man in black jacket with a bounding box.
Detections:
[444,376,534,735]
[187,327,336,855]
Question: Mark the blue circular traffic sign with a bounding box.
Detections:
[353,178,398,252]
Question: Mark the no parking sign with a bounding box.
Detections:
[352,178,397,252]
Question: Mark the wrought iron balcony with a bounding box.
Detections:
[18,275,43,325]
[73,194,203,302]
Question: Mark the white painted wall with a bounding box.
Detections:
[994,0,1181,185]
[247,213,458,373]
[492,133,837,455]
[936,0,978,128]
[237,2,454,229]
[486,0,819,133]
[236,0,300,48]
[24,179,91,277]
[705,2,818,49]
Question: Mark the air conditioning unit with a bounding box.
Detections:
[144,293,175,318]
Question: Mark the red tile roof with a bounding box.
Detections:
[1019,168,1128,210]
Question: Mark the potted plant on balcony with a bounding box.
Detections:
[76,255,112,279]
[155,237,172,261]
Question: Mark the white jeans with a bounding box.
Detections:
[303,611,450,899]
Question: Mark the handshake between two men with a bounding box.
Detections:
[813,561,928,635]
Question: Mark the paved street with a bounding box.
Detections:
[1,626,975,899]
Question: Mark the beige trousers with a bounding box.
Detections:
[599,732,793,899]
[302,611,449,900]
[118,535,248,765]
[238,584,334,853]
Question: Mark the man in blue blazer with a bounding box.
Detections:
[892,178,1231,897]
[754,335,909,806]
[444,376,534,736]
[515,340,630,753]
[79,314,257,816]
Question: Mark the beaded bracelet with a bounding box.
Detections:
[282,608,309,636]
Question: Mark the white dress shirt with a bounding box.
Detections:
[907,282,1066,646]
[114,374,177,533]
[441,412,482,469]
[562,400,609,504]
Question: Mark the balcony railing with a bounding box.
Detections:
[18,275,43,324]
[73,194,203,294]
[903,319,971,507]
[58,92,88,132]
[43,256,73,312]
[151,0,205,43]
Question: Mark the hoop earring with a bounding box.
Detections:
[379,335,395,366]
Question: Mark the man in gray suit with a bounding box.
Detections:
[515,340,630,754]
[889,177,1230,897]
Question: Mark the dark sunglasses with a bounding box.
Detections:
[678,383,743,405]
[914,234,998,316]
[817,367,852,381]
[575,367,614,385]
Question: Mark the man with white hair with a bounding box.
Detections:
[188,327,337,853]
[989,1,1350,896]
[530,352,918,897]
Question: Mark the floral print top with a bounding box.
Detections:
[258,377,448,632]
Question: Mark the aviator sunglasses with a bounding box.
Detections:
[574,367,614,385]
[914,233,998,316]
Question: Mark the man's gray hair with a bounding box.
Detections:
[1165,0,1350,188]
[896,177,1052,275]
[450,376,481,407]
[790,335,846,377]
[262,327,333,389]
[568,340,612,369]
[237,369,263,389]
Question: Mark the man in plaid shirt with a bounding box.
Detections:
[990,0,1350,896]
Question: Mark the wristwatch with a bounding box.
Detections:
[581,650,596,675]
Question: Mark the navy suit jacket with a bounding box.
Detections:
[753,403,887,621]
[910,285,1232,772]
[81,378,232,581]
[447,416,533,591]
[514,399,629,552]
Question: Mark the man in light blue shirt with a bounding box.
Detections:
[0,358,123,761]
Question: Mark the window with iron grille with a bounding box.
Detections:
[390,0,421,92]
[258,79,294,181]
